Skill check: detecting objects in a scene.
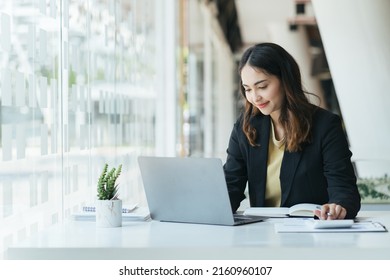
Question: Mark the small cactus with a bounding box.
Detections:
[97,163,122,200]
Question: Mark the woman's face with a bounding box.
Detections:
[241,64,284,120]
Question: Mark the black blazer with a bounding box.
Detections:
[223,107,361,219]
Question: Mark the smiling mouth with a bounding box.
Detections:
[256,101,269,109]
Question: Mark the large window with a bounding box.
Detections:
[0,0,162,258]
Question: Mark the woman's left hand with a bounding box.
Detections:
[314,203,347,220]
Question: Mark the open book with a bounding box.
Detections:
[243,203,321,218]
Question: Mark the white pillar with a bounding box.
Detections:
[268,23,325,107]
[214,42,235,161]
[155,0,177,156]
[202,5,213,157]
[313,0,390,176]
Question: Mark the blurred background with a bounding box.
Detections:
[0,0,389,258]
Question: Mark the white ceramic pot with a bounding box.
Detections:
[95,199,122,227]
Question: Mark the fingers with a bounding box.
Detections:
[315,204,347,220]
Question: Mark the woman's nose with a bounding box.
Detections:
[253,91,262,101]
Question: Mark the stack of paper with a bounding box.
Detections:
[274,219,387,233]
[71,206,150,222]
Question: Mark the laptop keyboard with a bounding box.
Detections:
[233,214,264,225]
[234,215,254,221]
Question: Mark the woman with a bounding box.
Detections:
[223,42,361,220]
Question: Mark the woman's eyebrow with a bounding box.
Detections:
[242,79,267,87]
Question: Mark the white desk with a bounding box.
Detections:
[6,211,390,260]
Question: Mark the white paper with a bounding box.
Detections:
[244,203,321,218]
[274,219,387,233]
[71,207,150,222]
[244,207,289,218]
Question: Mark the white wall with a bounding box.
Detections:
[268,23,324,106]
[313,0,390,177]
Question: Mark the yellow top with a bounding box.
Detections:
[265,121,284,207]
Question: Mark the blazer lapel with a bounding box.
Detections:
[280,149,303,205]
[248,115,270,206]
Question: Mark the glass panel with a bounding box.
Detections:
[0,0,159,258]
[0,0,62,259]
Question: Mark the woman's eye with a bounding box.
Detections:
[258,86,267,90]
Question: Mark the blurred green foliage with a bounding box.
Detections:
[357,174,390,202]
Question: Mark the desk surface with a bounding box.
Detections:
[6,211,390,260]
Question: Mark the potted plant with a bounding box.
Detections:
[96,163,123,227]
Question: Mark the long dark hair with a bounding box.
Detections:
[238,42,316,152]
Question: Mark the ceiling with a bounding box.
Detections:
[210,0,317,54]
[189,0,328,78]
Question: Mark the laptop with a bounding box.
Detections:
[137,156,265,226]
